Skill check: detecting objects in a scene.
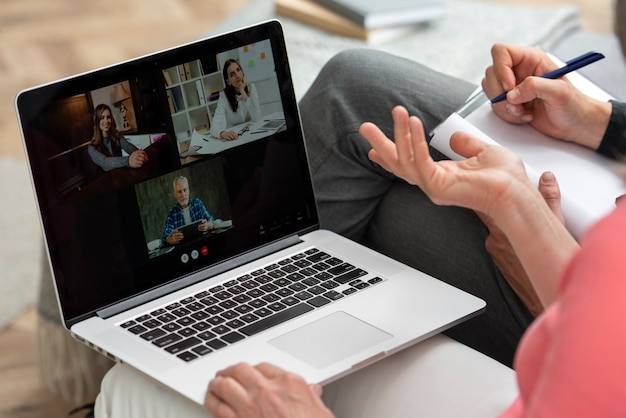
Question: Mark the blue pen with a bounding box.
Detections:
[490,51,605,104]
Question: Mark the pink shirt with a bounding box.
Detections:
[501,200,626,416]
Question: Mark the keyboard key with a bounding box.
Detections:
[152,333,183,348]
[221,310,238,320]
[150,308,167,316]
[171,307,191,317]
[307,296,331,308]
[294,291,313,301]
[165,336,201,354]
[186,302,205,311]
[191,311,210,321]
[324,290,344,301]
[276,288,294,297]
[289,282,307,292]
[199,296,219,306]
[177,351,198,362]
[240,313,259,323]
[128,324,148,334]
[234,304,253,314]
[309,286,326,295]
[240,303,314,337]
[321,280,339,290]
[162,322,182,332]
[369,277,383,284]
[156,313,177,323]
[207,339,228,350]
[207,316,225,325]
[334,268,367,284]
[253,308,273,318]
[222,332,245,344]
[192,345,213,356]
[328,263,356,276]
[142,319,162,329]
[212,325,230,335]
[178,328,197,337]
[206,306,224,315]
[226,319,246,329]
[192,322,211,332]
[197,331,217,340]
[194,290,210,299]
[249,299,267,308]
[268,302,287,312]
[306,251,330,263]
[281,296,299,306]
[140,328,166,341]
[176,317,195,327]
[302,277,320,286]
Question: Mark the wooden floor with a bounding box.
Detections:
[0,0,613,416]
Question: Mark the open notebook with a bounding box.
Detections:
[431,62,625,240]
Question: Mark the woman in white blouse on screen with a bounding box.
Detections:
[210,58,261,141]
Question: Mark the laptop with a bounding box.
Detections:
[16,20,485,405]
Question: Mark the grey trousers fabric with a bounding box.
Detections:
[299,49,535,366]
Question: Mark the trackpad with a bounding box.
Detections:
[269,311,392,369]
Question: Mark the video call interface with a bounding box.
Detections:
[18,28,317,321]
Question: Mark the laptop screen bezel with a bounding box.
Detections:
[16,20,320,328]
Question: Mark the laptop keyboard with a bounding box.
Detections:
[119,248,384,362]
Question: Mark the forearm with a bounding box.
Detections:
[497,183,579,307]
[120,137,139,154]
[88,146,129,171]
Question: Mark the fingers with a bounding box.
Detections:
[487,43,520,94]
[221,131,238,141]
[538,171,565,224]
[360,106,431,181]
[205,363,261,417]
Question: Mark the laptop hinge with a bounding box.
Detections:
[96,234,303,319]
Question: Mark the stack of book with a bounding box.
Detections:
[275,0,446,43]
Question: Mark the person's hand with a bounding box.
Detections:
[220,130,238,141]
[237,76,250,100]
[204,362,334,418]
[478,171,565,317]
[482,43,611,150]
[129,150,149,168]
[198,219,213,232]
[361,106,534,222]
[165,229,183,245]
[362,105,579,307]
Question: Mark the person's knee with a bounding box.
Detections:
[310,49,390,95]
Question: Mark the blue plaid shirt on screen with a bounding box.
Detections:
[162,198,214,244]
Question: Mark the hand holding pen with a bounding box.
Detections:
[481,44,611,150]
[490,51,604,104]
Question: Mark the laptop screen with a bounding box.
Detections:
[16,21,319,326]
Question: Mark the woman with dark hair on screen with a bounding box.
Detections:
[209,59,261,141]
[87,103,148,172]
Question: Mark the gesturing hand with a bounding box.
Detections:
[361,105,531,222]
